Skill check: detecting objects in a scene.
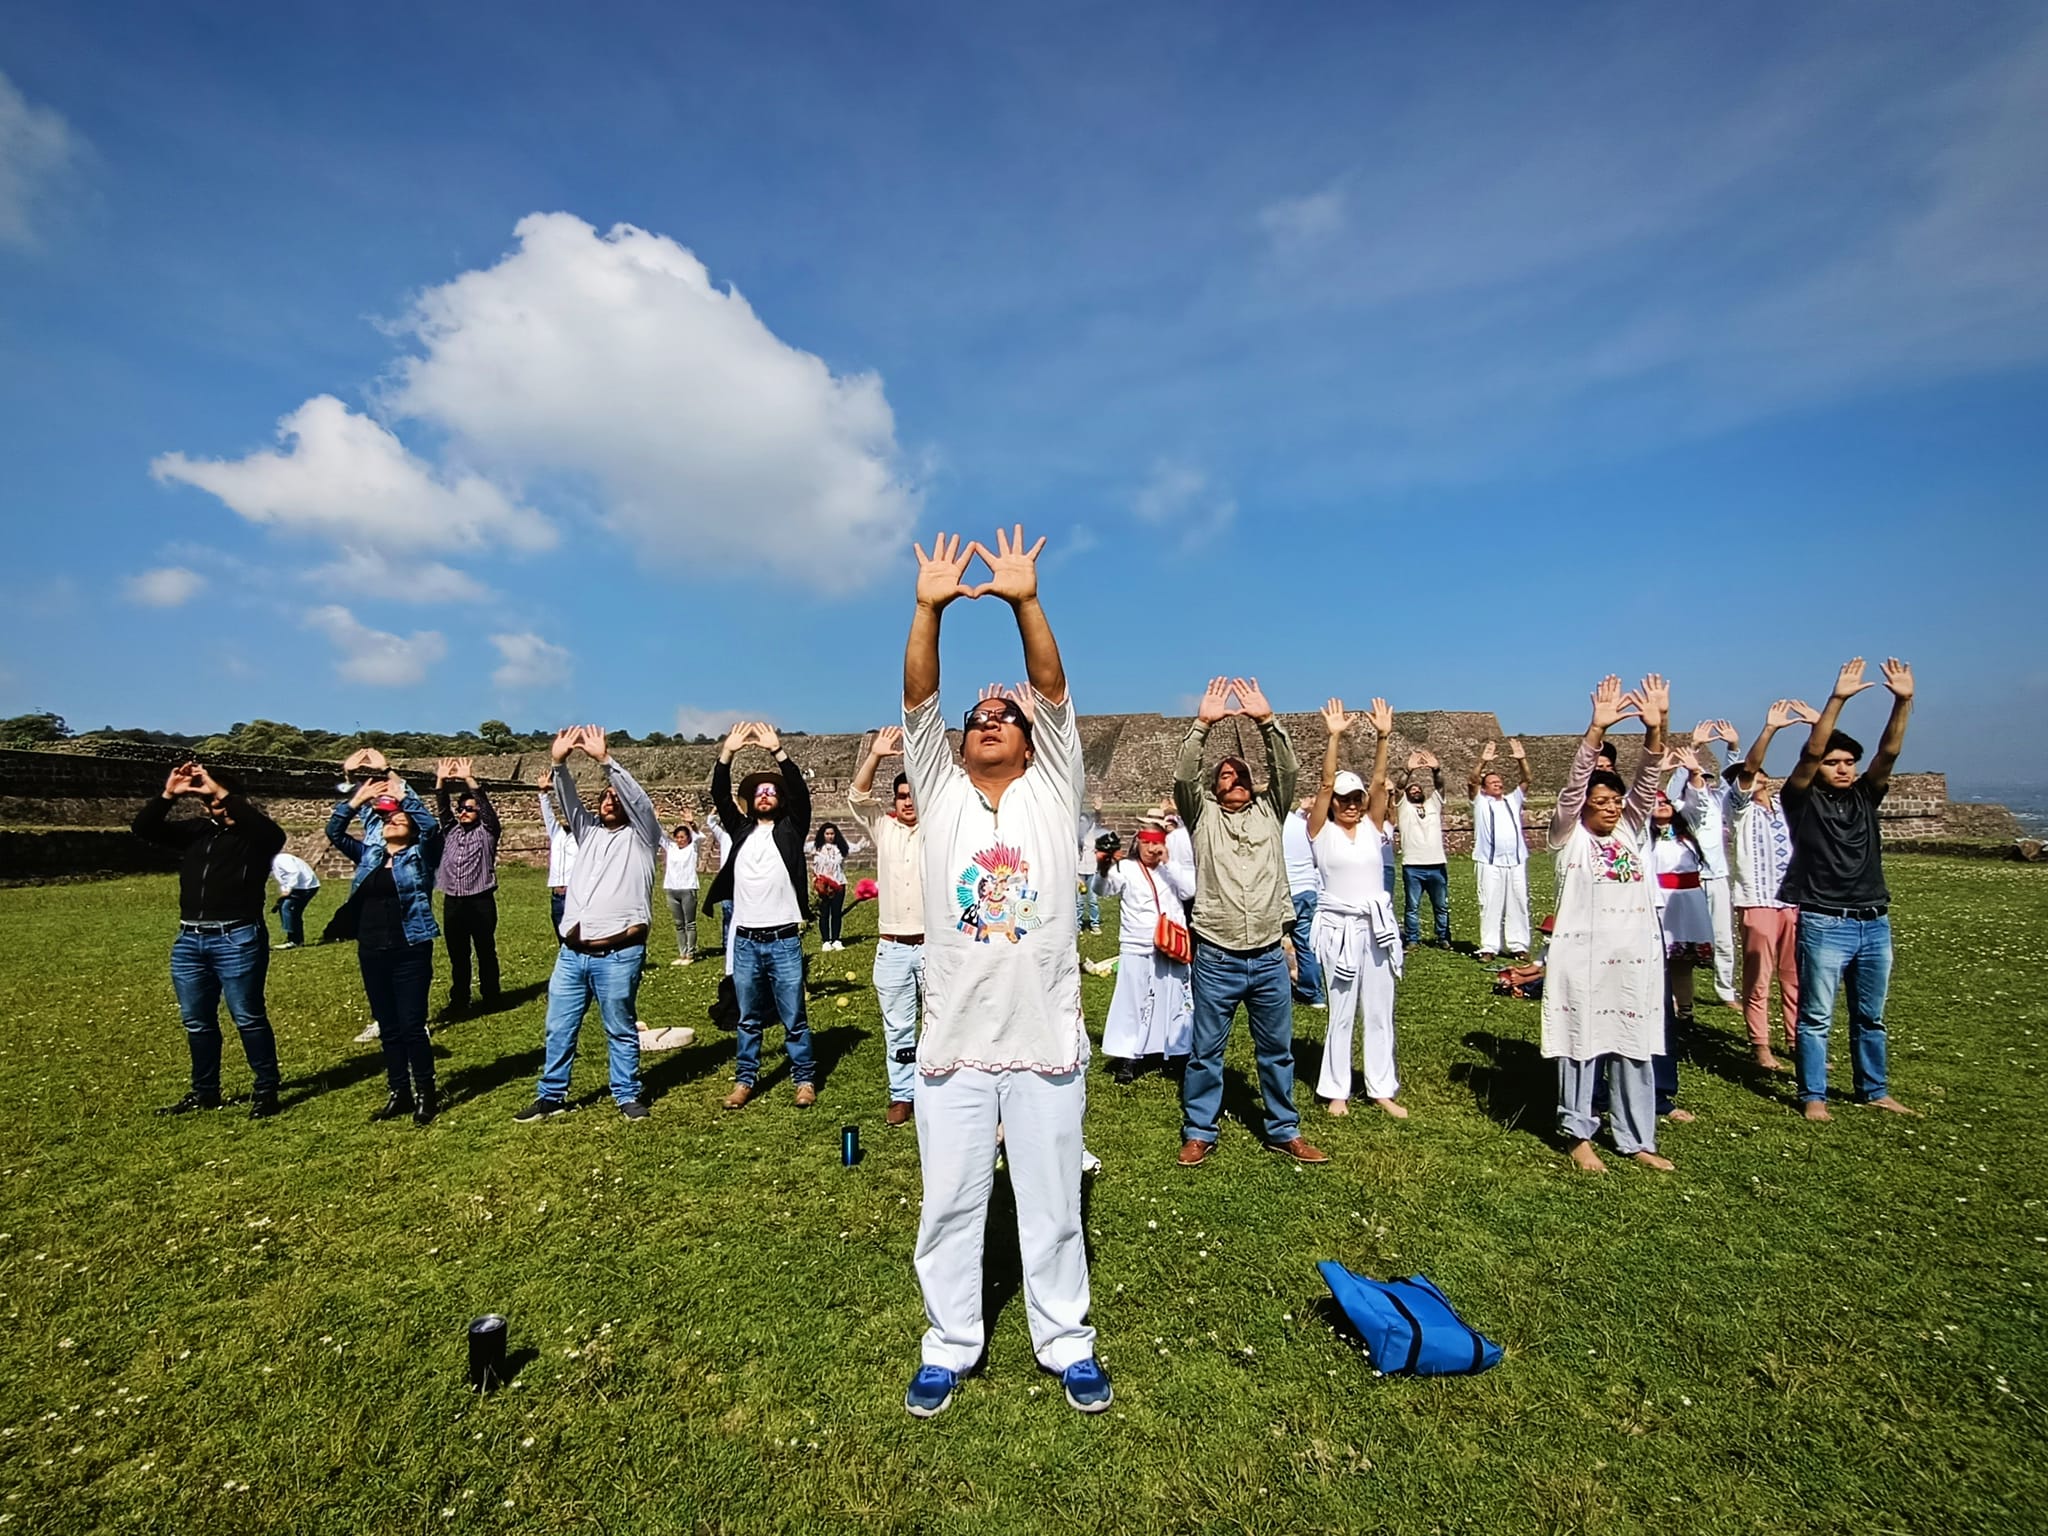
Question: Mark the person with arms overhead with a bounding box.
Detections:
[434,757,502,1018]
[1778,658,1918,1121]
[897,527,1110,1421]
[848,726,927,1126]
[133,760,288,1120]
[1725,698,1817,1071]
[1396,750,1452,948]
[1468,738,1533,961]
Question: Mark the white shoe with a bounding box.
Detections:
[276,941,298,951]
[671,958,688,967]
[638,1026,695,1052]
[1081,1148,1103,1175]
[353,1022,381,1044]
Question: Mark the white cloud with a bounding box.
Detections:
[303,604,446,687]
[489,631,571,691]
[1133,460,1237,550]
[1257,187,1346,252]
[152,395,554,556]
[307,547,492,604]
[0,71,79,248]
[123,566,205,608]
[381,213,920,586]
[674,705,739,741]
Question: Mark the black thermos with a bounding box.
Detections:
[468,1314,507,1391]
[841,1125,860,1167]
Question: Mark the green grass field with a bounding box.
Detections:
[2,857,2044,1534]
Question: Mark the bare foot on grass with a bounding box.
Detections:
[1631,1151,1674,1172]
[1754,1049,1783,1071]
[1568,1141,1606,1174]
[1663,1107,1696,1123]
[1865,1095,1919,1116]
[1372,1097,1408,1119]
[1803,1100,1833,1122]
[1325,1098,1350,1117]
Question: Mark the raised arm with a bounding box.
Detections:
[1469,741,1497,798]
[1550,676,1636,844]
[904,533,975,711]
[550,728,595,839]
[755,723,811,826]
[1233,678,1297,816]
[846,726,900,838]
[1866,659,1914,791]
[133,762,205,847]
[1623,674,1670,829]
[1176,679,1235,830]
[584,728,658,848]
[1365,699,1394,827]
[1736,701,1812,789]
[325,799,367,865]
[1786,659,1875,794]
[1308,699,1349,837]
[1507,738,1530,791]
[972,526,1068,706]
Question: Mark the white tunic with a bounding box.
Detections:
[1100,857,1194,1058]
[1653,827,1712,947]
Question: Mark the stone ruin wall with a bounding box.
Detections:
[0,713,2018,880]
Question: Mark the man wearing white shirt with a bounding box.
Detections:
[1468,738,1532,960]
[848,725,926,1126]
[537,773,579,935]
[1396,751,1452,947]
[1077,801,1113,934]
[1281,799,1327,1006]
[1669,720,1741,1007]
[269,850,321,949]
[897,526,1110,1422]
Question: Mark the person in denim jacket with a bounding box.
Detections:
[328,778,444,1125]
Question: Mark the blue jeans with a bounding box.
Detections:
[170,924,281,1097]
[359,940,435,1098]
[734,932,814,1085]
[874,938,925,1102]
[1794,912,1893,1103]
[1081,873,1104,929]
[538,944,646,1104]
[1401,864,1452,944]
[1181,940,1298,1145]
[549,890,566,933]
[1289,891,1325,1004]
[274,891,316,946]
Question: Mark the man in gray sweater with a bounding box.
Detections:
[1173,677,1327,1167]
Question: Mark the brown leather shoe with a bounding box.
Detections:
[1177,1138,1212,1167]
[885,1099,914,1127]
[793,1083,817,1109]
[722,1083,753,1110]
[1268,1136,1330,1164]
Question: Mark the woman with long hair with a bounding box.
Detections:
[327,778,443,1125]
[663,819,700,966]
[1307,696,1404,1119]
[811,822,856,951]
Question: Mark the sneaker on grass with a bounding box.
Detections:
[1061,1358,1113,1413]
[513,1098,568,1124]
[904,1365,958,1419]
[352,1022,381,1044]
[618,1099,650,1121]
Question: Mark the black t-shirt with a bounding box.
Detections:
[357,866,408,951]
[1778,777,1889,909]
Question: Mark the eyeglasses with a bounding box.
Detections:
[963,705,1024,731]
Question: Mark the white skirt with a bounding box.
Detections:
[1101,949,1192,1059]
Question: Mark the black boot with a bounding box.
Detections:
[248,1092,281,1120]
[412,1088,438,1127]
[155,1090,222,1116]
[370,1092,416,1123]
[1110,1058,1138,1086]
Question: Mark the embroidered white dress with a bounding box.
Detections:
[1100,858,1194,1059]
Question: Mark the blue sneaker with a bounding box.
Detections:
[1061,1357,1113,1413]
[904,1365,958,1418]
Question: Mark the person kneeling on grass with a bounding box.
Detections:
[327,780,443,1125]
[1542,675,1677,1175]
[515,725,661,1124]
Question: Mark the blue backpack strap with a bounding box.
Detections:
[1381,1287,1425,1374]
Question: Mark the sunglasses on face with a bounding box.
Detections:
[963,705,1024,731]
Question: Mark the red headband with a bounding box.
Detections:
[1135,828,1167,844]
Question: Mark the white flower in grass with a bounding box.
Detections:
[56,1339,73,1350]
[521,1437,534,1448]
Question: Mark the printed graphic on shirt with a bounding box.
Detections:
[954,841,1041,944]
[1592,836,1642,883]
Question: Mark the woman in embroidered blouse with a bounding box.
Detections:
[1542,674,1675,1174]
[810,823,862,951]
[1651,759,1716,1026]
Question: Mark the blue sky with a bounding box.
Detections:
[2,0,2043,780]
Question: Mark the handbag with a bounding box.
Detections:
[813,874,844,898]
[1141,865,1193,965]
[1316,1263,1503,1377]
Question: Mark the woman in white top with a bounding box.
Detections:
[811,823,866,951]
[1307,697,1404,1119]
[1100,821,1196,1082]
[662,821,700,964]
[1651,752,1715,1028]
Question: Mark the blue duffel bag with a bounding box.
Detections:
[1317,1263,1503,1377]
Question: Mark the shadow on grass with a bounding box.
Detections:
[457,980,550,1019]
[1450,1029,1552,1139]
[641,1037,735,1102]
[1678,1005,1802,1109]
[439,1046,545,1109]
[744,1023,868,1098]
[279,1051,388,1110]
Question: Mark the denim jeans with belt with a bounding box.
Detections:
[538,944,647,1104]
[1794,912,1893,1103]
[170,923,281,1097]
[1180,939,1298,1145]
[1400,864,1452,944]
[1289,891,1325,1004]
[734,931,815,1086]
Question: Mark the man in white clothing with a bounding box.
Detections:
[1396,751,1452,947]
[1100,821,1195,1083]
[1669,719,1741,1007]
[269,850,321,949]
[1468,739,1532,960]
[898,525,1109,1422]
[849,725,926,1127]
[537,772,579,936]
[1281,798,1327,1007]
[1077,800,1113,934]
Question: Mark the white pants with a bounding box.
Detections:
[1476,863,1530,954]
[913,1066,1095,1373]
[1314,926,1399,1101]
[1704,877,1737,1004]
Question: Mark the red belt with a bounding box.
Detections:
[1658,872,1701,890]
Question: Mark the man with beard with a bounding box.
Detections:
[133,760,288,1119]
[514,725,660,1123]
[706,721,817,1109]
[1396,750,1452,948]
[1174,676,1328,1167]
[849,725,925,1125]
[433,757,502,1018]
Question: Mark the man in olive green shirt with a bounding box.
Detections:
[1173,677,1328,1167]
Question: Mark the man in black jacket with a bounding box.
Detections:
[132,760,289,1118]
[704,721,816,1109]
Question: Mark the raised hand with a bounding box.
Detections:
[550,727,581,764]
[913,532,977,612]
[162,762,201,799]
[1674,745,1706,775]
[1003,683,1037,725]
[870,726,905,758]
[1636,674,1670,729]
[1786,699,1820,724]
[967,524,1047,607]
[534,771,553,791]
[1589,675,1636,730]
[1232,677,1275,722]
[1369,698,1395,736]
[1832,658,1876,700]
[753,723,781,755]
[434,757,458,785]
[1197,677,1236,724]
[1418,749,1440,769]
[583,726,610,763]
[1479,740,1499,763]
[1881,658,1914,700]
[451,756,475,784]
[1714,720,1740,746]
[1321,698,1351,737]
[1405,750,1428,770]
[1506,738,1526,761]
[1689,721,1717,748]
[349,776,386,808]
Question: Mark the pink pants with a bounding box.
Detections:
[1738,906,1800,1048]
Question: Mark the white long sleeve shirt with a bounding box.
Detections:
[552,761,659,941]
[1471,787,1528,867]
[540,794,579,889]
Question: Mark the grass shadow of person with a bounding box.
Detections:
[1449,1029,1553,1140]
[1677,1005,1802,1108]
[438,1046,545,1109]
[640,1036,737,1103]
[749,1023,867,1097]
[469,980,549,1017]
[279,1051,389,1110]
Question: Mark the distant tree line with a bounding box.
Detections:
[0,713,806,759]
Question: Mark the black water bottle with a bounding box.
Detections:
[467,1314,507,1392]
[841,1125,860,1168]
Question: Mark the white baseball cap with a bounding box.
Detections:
[1331,771,1366,797]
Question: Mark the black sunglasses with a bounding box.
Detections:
[963,703,1026,731]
